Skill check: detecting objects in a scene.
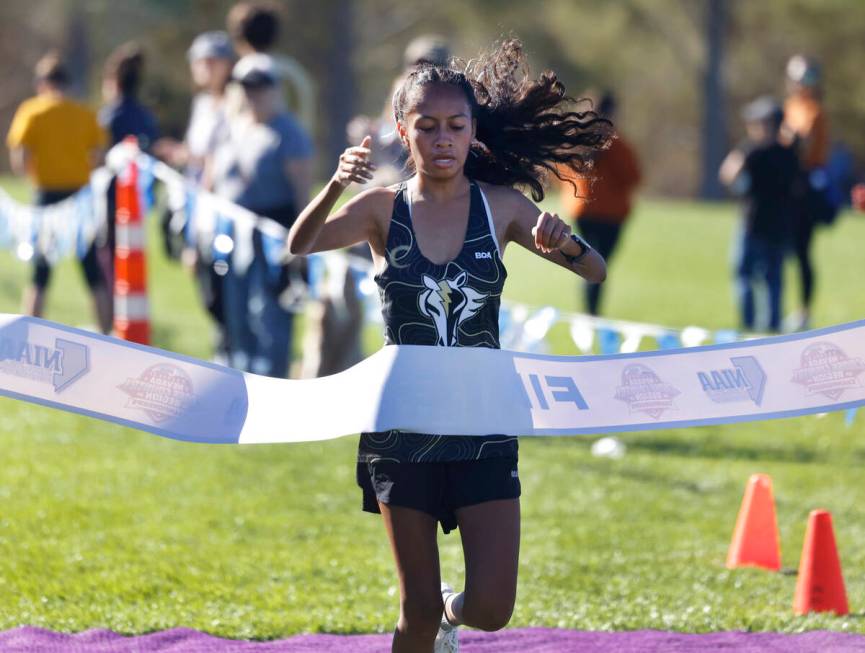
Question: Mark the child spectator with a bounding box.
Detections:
[719,97,801,332]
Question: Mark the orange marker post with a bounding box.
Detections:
[114,138,150,344]
[726,473,781,571]
[794,510,849,616]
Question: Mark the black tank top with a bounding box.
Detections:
[358,179,519,463]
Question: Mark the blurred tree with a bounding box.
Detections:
[63,6,91,99]
[2,0,864,195]
[319,0,356,166]
[0,0,69,170]
[700,0,727,199]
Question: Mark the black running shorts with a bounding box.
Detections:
[357,457,521,534]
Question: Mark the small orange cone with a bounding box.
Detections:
[794,510,849,615]
[726,474,781,571]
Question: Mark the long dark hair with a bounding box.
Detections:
[392,38,612,201]
[104,42,145,98]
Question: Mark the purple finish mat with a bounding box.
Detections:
[2,627,865,652]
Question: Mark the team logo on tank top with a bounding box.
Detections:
[360,181,517,464]
[418,270,489,346]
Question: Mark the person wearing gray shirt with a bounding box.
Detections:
[212,54,313,378]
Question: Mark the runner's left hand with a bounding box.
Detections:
[531,211,571,254]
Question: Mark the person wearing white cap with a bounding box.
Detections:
[155,31,236,181]
[226,2,315,131]
[152,31,236,365]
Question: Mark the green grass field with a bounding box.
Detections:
[0,176,863,637]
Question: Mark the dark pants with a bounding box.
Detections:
[195,256,230,360]
[223,232,294,379]
[577,217,624,315]
[733,231,785,332]
[32,189,105,291]
[792,209,815,309]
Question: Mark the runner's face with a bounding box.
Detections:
[401,84,475,180]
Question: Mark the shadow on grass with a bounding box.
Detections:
[538,430,865,467]
[532,433,833,465]
[626,436,865,468]
[567,458,714,495]
[623,437,822,464]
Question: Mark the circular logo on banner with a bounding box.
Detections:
[792,342,865,401]
[119,363,196,423]
[614,363,680,419]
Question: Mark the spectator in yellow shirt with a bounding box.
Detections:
[6,51,111,333]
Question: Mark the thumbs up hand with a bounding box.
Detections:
[333,135,377,188]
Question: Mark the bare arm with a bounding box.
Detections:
[9,147,28,176]
[152,137,190,168]
[287,136,380,255]
[719,149,745,188]
[502,190,606,283]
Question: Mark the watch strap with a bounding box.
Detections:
[562,233,591,265]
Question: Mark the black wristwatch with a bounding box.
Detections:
[561,233,591,265]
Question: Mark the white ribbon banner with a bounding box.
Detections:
[0,314,863,444]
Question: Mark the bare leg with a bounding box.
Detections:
[446,499,520,631]
[23,286,46,318]
[379,503,443,652]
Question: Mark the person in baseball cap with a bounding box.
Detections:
[188,31,235,63]
[232,52,278,89]
[786,54,821,91]
[152,31,237,363]
[742,95,784,128]
[783,53,830,331]
[719,94,800,333]
[403,34,451,68]
[155,31,235,172]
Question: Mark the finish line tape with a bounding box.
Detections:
[1,314,863,444]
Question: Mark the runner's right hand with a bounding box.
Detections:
[333,135,376,188]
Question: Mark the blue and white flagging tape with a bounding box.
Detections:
[1,314,863,444]
[0,150,792,357]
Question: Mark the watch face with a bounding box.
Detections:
[563,234,589,265]
[571,234,588,253]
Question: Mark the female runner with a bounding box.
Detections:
[288,38,610,653]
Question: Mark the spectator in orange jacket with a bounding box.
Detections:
[782,54,829,331]
[557,92,641,315]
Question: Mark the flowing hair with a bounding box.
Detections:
[392,38,613,201]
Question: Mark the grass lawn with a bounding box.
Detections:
[0,176,863,636]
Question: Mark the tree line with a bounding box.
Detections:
[1,0,863,197]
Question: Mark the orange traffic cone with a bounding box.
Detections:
[794,510,849,615]
[726,474,781,571]
[114,137,150,345]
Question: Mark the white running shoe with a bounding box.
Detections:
[434,582,459,653]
